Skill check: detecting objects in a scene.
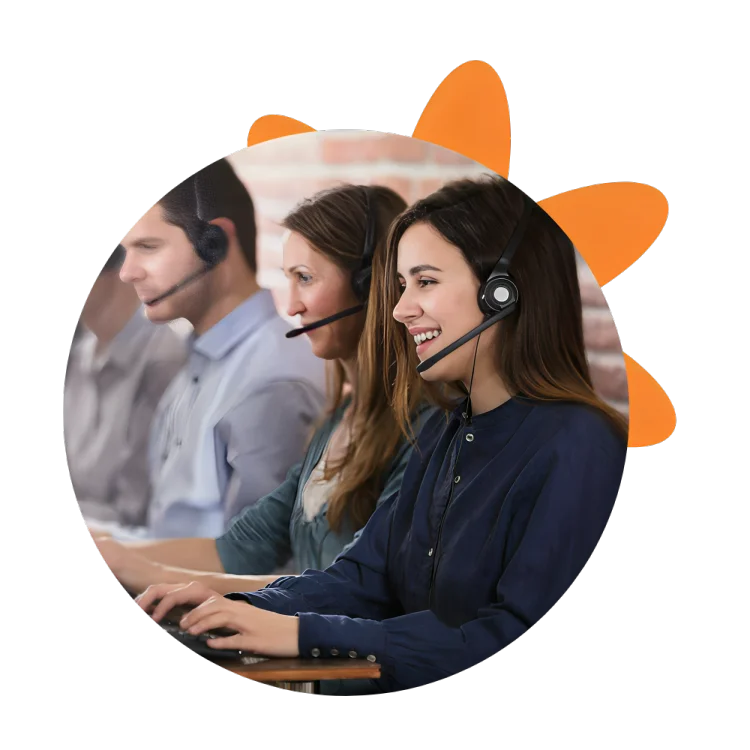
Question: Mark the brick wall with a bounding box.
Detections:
[228,132,627,413]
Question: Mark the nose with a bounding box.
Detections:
[118,249,143,284]
[286,283,306,319]
[393,285,421,325]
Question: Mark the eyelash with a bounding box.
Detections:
[399,278,436,291]
[297,273,313,285]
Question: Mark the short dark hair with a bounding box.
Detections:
[158,158,257,272]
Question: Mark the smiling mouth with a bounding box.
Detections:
[413,329,442,346]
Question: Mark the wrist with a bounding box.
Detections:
[154,560,191,584]
[287,615,301,658]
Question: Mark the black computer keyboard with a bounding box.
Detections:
[155,602,265,663]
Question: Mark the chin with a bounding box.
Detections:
[143,304,173,324]
[309,343,331,359]
[315,345,347,362]
[417,350,466,384]
[418,364,448,383]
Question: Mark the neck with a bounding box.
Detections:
[191,274,262,336]
[463,365,511,416]
[340,356,358,395]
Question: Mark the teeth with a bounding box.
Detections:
[413,330,441,345]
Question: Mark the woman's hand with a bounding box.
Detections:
[137,580,218,621]
[137,581,300,657]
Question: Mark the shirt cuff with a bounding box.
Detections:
[224,585,300,615]
[297,613,386,666]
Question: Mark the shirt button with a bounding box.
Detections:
[366,654,377,663]
[428,547,434,557]
[310,648,320,657]
[192,375,200,384]
[454,475,461,484]
[348,650,358,658]
[465,433,474,442]
[330,648,339,656]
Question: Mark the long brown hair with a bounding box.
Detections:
[380,174,628,441]
[282,184,426,532]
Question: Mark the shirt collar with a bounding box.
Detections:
[192,289,278,361]
[450,395,533,432]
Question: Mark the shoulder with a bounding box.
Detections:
[221,378,328,431]
[522,400,627,463]
[236,313,325,386]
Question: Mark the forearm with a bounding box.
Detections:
[153,568,285,595]
[125,538,223,571]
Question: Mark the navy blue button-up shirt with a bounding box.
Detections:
[229,397,627,691]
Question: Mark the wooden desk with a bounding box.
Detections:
[219,656,381,693]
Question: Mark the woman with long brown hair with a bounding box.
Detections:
[94,183,431,595]
[137,175,628,694]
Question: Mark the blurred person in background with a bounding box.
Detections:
[91,158,328,540]
[65,246,187,529]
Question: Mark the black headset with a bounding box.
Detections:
[350,188,377,302]
[477,194,534,315]
[286,186,378,339]
[191,172,229,267]
[143,173,230,307]
[416,194,535,373]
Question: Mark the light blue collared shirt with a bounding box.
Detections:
[142,290,327,538]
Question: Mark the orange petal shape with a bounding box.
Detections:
[412,60,511,178]
[247,115,315,148]
[539,183,668,286]
[623,353,676,447]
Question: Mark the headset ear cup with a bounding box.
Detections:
[197,224,229,266]
[352,266,372,302]
[478,285,491,316]
[480,276,518,315]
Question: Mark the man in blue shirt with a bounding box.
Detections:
[89,158,327,538]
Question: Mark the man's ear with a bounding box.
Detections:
[209,216,236,243]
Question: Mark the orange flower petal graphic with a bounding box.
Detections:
[412,60,511,178]
[623,354,676,447]
[539,183,669,286]
[247,115,315,148]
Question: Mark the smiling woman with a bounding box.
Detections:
[134,173,628,695]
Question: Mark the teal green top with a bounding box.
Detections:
[215,401,433,574]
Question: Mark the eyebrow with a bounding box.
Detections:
[131,237,164,248]
[284,264,311,274]
[397,264,443,277]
